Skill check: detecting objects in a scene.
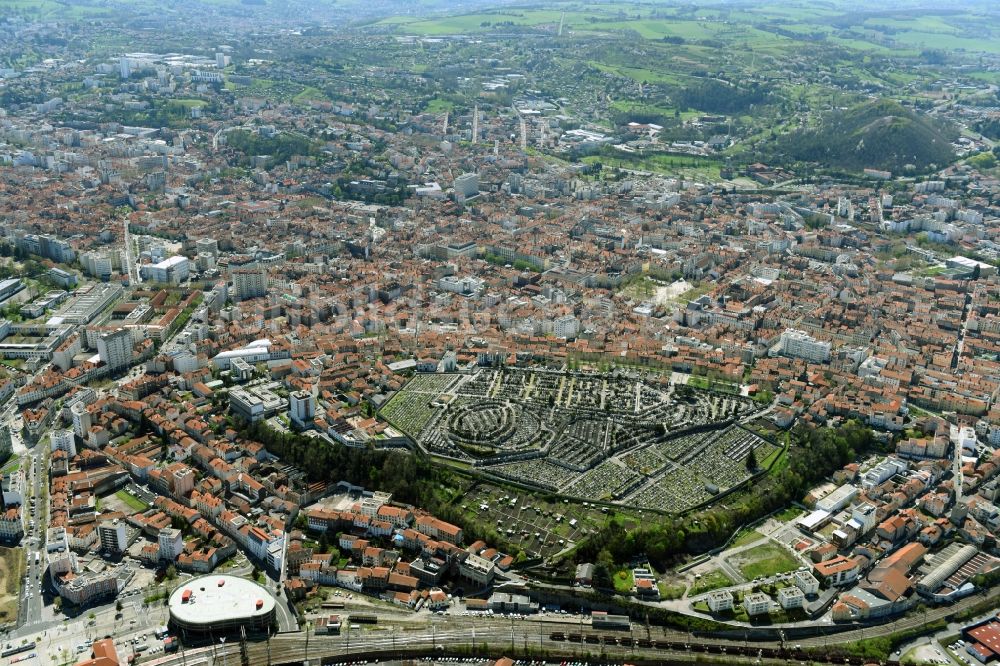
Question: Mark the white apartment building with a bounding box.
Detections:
[289,390,316,428]
[743,592,772,616]
[778,329,831,363]
[158,528,183,561]
[50,428,77,457]
[233,267,268,301]
[794,570,820,595]
[553,315,580,340]
[706,589,734,612]
[142,255,189,284]
[777,586,805,609]
[98,519,128,554]
[97,328,133,370]
[71,402,93,439]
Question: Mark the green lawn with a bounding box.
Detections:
[731,529,764,549]
[425,98,455,113]
[658,582,686,600]
[689,569,733,596]
[115,489,149,512]
[736,542,801,580]
[775,506,804,522]
[613,568,634,594]
[0,455,19,475]
[687,374,739,394]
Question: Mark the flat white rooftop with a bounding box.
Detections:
[168,574,275,626]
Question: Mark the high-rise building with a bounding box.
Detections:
[171,468,195,497]
[158,528,183,562]
[98,519,128,554]
[50,428,77,457]
[119,56,131,80]
[71,402,93,439]
[454,173,479,200]
[81,250,116,281]
[233,267,268,301]
[97,328,133,370]
[195,238,219,257]
[289,391,316,429]
[553,315,580,340]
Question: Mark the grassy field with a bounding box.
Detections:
[731,529,765,549]
[588,61,688,86]
[689,569,733,596]
[115,489,150,512]
[0,547,24,624]
[733,542,801,580]
[0,455,19,475]
[658,582,687,600]
[774,506,805,522]
[424,98,455,113]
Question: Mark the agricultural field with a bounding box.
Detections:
[382,368,772,513]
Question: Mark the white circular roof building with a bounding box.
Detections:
[168,574,276,635]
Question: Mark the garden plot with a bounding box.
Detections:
[458,485,604,558]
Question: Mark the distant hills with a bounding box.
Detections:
[769,99,955,175]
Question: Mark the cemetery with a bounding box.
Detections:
[379,368,773,512]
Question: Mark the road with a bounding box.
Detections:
[13,438,47,629]
[37,598,170,664]
[952,291,973,370]
[122,216,140,285]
